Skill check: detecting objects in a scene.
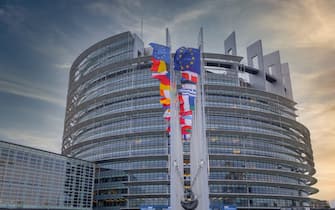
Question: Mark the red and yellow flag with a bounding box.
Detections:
[151,58,167,73]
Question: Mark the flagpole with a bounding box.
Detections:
[200,26,210,210]
[199,27,209,176]
[167,28,184,210]
[190,26,210,210]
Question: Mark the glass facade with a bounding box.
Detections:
[62,32,317,210]
[0,140,95,210]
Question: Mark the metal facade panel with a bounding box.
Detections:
[264,51,284,96]
[224,31,237,56]
[246,40,266,90]
[281,63,294,100]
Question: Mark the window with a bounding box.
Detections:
[251,56,259,69]
[268,64,274,75]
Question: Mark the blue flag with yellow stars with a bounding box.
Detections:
[149,43,171,63]
[174,47,201,75]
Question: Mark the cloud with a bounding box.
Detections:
[0,3,79,67]
[0,74,66,107]
[84,0,215,49]
[0,4,26,28]
[294,68,335,200]
[0,127,61,153]
[55,63,71,70]
[86,0,140,28]
[170,6,210,26]
[293,70,335,104]
[255,0,335,49]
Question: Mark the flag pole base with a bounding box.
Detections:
[181,189,198,210]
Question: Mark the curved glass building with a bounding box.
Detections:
[62,31,318,210]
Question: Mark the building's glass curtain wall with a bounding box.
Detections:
[62,32,317,210]
[0,140,95,210]
[203,64,317,209]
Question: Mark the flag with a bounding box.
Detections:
[189,95,195,111]
[162,104,170,109]
[179,94,195,111]
[179,87,196,97]
[173,47,201,140]
[180,94,191,112]
[174,47,201,74]
[178,94,184,105]
[179,83,196,97]
[180,115,192,126]
[182,71,198,83]
[160,83,170,90]
[183,114,193,120]
[179,103,185,114]
[152,72,170,85]
[181,125,192,134]
[182,83,196,91]
[183,134,191,140]
[149,43,171,134]
[179,94,194,114]
[180,110,192,116]
[149,43,171,63]
[151,71,168,76]
[163,109,171,120]
[179,95,195,113]
[160,89,170,99]
[160,97,170,106]
[151,58,167,73]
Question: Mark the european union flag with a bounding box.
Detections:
[149,43,171,63]
[174,47,201,75]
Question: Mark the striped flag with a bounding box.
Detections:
[182,71,198,83]
[149,43,172,134]
[179,88,196,97]
[152,73,170,85]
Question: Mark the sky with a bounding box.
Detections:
[0,0,334,201]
